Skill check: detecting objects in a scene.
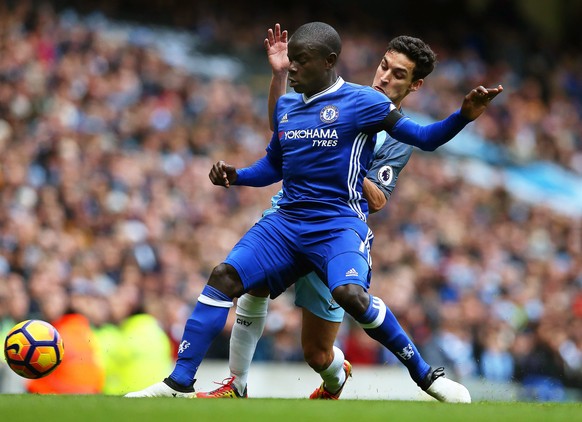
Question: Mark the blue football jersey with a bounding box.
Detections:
[264,131,412,218]
[266,77,395,221]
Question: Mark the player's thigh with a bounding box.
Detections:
[303,218,373,290]
[325,226,373,293]
[224,215,302,296]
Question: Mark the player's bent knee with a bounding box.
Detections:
[248,285,270,297]
[331,284,369,318]
[303,346,332,372]
[208,263,245,298]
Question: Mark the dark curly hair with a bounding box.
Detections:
[386,35,437,81]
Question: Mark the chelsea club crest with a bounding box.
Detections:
[320,105,339,123]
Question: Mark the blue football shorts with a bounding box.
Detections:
[224,211,373,300]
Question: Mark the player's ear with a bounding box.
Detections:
[409,78,424,92]
[325,52,338,69]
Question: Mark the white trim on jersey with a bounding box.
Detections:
[347,132,369,221]
[303,77,345,104]
[365,227,374,268]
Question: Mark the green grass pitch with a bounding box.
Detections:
[1,396,581,422]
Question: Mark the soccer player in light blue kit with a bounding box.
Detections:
[126,21,502,400]
[197,24,446,401]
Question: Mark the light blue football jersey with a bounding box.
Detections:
[366,131,413,200]
[265,77,395,222]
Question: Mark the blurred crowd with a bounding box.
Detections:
[0,1,581,399]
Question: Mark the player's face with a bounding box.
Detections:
[287,40,333,96]
[372,50,423,107]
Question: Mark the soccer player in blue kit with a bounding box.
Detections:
[196,24,461,402]
[126,21,502,400]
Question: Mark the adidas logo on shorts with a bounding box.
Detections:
[345,268,359,277]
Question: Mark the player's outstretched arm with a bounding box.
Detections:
[384,84,503,151]
[265,23,289,131]
[210,156,282,188]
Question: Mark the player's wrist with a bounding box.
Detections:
[272,69,288,78]
[457,108,474,123]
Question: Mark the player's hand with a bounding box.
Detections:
[209,161,238,188]
[264,23,289,75]
[460,85,503,121]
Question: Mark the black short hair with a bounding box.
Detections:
[387,36,437,81]
[290,22,342,58]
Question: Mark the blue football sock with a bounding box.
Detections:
[169,285,233,387]
[357,295,430,385]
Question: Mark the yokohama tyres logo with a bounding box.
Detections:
[282,128,338,140]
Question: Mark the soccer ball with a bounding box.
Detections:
[4,319,65,379]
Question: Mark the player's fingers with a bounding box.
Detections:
[217,161,227,175]
[471,85,499,103]
[491,84,504,95]
[209,161,225,180]
[482,84,503,97]
[274,23,281,39]
[467,86,483,100]
[209,164,218,179]
[209,167,229,187]
[483,85,503,101]
[221,163,231,188]
[266,28,274,45]
[208,167,218,183]
[474,85,487,95]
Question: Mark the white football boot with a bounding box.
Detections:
[124,378,196,398]
[422,367,471,403]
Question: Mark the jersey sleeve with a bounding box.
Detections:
[365,132,413,199]
[356,87,396,131]
[235,131,283,187]
[385,109,471,151]
[235,154,282,187]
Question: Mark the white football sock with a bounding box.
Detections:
[318,346,346,393]
[229,294,268,392]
